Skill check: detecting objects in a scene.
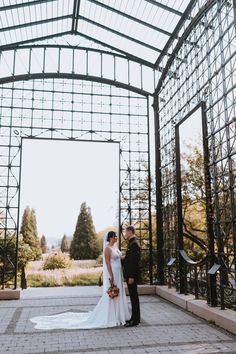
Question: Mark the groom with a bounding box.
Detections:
[123,225,141,327]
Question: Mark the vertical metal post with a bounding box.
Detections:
[216,2,230,310]
[86,49,88,76]
[140,64,143,91]
[43,47,46,73]
[100,53,103,78]
[14,137,23,289]
[147,96,153,284]
[58,47,61,73]
[194,265,199,299]
[201,102,217,306]
[175,124,185,294]
[153,94,164,285]
[113,55,116,82]
[28,48,32,74]
[128,93,132,225]
[233,0,236,30]
[71,78,74,138]
[72,48,75,74]
[118,143,122,250]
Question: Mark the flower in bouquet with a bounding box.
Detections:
[107,284,119,298]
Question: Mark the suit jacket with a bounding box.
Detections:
[123,237,140,281]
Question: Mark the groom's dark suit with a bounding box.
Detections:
[123,237,141,324]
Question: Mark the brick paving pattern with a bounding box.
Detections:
[0,287,235,354]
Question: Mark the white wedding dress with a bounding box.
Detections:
[30,236,130,330]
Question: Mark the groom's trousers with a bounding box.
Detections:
[127,281,140,323]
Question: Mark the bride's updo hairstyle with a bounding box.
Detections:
[107,231,116,242]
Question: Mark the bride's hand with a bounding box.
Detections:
[109,275,114,285]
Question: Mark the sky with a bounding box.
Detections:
[18,107,199,246]
[179,107,203,173]
[179,108,202,148]
[19,139,120,244]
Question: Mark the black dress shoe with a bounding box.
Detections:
[124,320,139,327]
[125,319,132,324]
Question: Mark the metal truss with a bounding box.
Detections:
[155,0,236,310]
[0,74,153,288]
[0,46,155,95]
[0,0,190,66]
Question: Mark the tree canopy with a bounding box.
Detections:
[40,235,47,254]
[20,206,42,261]
[61,234,70,253]
[70,202,99,260]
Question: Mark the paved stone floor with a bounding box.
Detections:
[0,286,236,354]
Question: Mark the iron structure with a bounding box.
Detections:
[0,0,190,290]
[155,0,236,309]
[0,77,152,288]
[0,0,235,310]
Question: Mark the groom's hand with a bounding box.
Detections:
[128,277,134,285]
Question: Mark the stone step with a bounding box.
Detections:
[0,289,21,300]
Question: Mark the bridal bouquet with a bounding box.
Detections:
[107,284,119,299]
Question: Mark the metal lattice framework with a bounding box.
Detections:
[0,0,189,66]
[155,0,236,309]
[0,0,190,290]
[0,0,236,311]
[0,0,192,290]
[0,77,152,287]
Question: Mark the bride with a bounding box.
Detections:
[31,231,130,329]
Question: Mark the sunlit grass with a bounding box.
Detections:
[26,257,102,287]
[27,272,101,287]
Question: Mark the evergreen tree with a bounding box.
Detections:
[20,206,42,260]
[61,234,70,253]
[70,202,99,260]
[29,208,42,260]
[20,206,31,244]
[40,235,47,253]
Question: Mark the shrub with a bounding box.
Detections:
[43,251,71,270]
[96,254,103,266]
[27,272,100,287]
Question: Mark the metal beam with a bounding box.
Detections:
[79,16,162,53]
[233,0,236,31]
[72,0,82,32]
[0,43,156,71]
[1,30,158,70]
[155,0,216,91]
[0,0,56,12]
[0,72,152,97]
[155,0,196,69]
[76,31,157,69]
[153,94,165,285]
[0,15,72,34]
[143,0,183,16]
[0,31,72,51]
[75,0,82,32]
[72,0,78,32]
[87,0,171,37]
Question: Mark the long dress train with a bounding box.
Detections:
[30,246,130,329]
